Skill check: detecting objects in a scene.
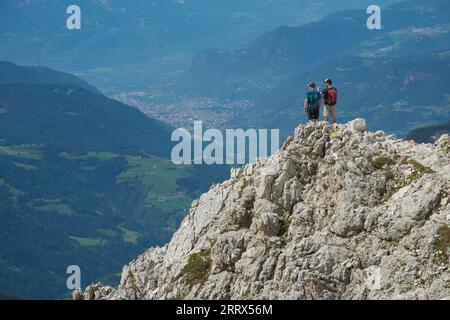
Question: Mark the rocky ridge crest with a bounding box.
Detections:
[79,119,450,300]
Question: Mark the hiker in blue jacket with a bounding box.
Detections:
[304,82,321,123]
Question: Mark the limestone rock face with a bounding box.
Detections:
[82,119,450,300]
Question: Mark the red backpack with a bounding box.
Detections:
[326,87,337,106]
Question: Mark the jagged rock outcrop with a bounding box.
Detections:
[83,119,450,300]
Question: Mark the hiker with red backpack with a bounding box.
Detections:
[320,79,338,124]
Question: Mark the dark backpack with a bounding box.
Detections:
[326,87,337,106]
[307,91,320,107]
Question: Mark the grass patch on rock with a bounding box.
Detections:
[408,159,435,182]
[181,249,211,287]
[434,225,450,265]
[239,179,252,198]
[383,170,395,180]
[382,157,435,202]
[371,155,395,170]
[127,270,143,296]
[281,217,292,237]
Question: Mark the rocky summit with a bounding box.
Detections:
[79,119,450,300]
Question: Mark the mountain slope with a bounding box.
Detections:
[0,63,229,299]
[0,60,99,93]
[0,83,172,156]
[82,119,450,300]
[406,121,450,143]
[0,59,174,156]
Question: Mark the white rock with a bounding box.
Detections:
[348,118,367,133]
[81,119,450,301]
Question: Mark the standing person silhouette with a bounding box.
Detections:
[321,79,338,124]
[304,83,321,123]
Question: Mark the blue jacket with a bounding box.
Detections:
[305,89,321,109]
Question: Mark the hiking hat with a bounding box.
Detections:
[324,79,333,85]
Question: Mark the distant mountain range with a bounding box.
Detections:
[0,61,228,299]
[181,0,450,137]
[186,0,450,99]
[0,0,399,70]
